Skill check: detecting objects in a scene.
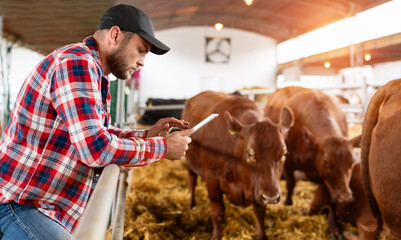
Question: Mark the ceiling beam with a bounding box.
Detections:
[152,12,298,37]
[278,32,401,72]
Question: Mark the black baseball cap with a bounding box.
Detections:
[97,4,170,55]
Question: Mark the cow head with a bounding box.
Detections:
[303,128,356,203]
[224,107,294,205]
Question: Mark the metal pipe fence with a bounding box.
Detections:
[73,164,120,240]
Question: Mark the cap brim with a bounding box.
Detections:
[138,32,170,55]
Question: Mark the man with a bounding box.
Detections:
[0,4,193,239]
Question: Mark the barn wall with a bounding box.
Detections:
[3,33,401,124]
[8,47,44,95]
[338,62,401,86]
[137,26,278,105]
[371,61,401,83]
[0,45,43,125]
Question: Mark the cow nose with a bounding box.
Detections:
[337,190,353,203]
[261,193,281,205]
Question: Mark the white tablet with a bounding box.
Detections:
[191,113,219,134]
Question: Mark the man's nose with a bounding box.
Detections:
[137,57,145,67]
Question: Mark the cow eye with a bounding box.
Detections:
[246,148,256,163]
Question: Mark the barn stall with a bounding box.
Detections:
[1,0,401,239]
[106,116,386,240]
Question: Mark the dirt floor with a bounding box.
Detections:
[119,123,388,240]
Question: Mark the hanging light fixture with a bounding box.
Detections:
[214,23,224,32]
[364,53,372,61]
[244,0,253,6]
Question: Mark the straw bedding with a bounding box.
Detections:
[118,157,388,240]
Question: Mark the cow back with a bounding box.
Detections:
[182,91,262,157]
[361,79,401,237]
[265,86,347,138]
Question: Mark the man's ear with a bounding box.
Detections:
[108,26,123,46]
[224,111,243,137]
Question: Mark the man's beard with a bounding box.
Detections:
[107,44,132,80]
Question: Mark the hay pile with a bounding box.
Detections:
[120,157,388,240]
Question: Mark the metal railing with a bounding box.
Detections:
[238,79,383,124]
[110,168,130,240]
[73,79,134,240]
[73,165,133,240]
[131,79,382,125]
[73,164,120,240]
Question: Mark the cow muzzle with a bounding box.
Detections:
[259,193,281,205]
[335,189,353,203]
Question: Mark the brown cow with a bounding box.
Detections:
[311,162,381,240]
[361,79,401,240]
[182,91,294,240]
[264,86,358,238]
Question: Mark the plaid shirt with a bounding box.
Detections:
[0,36,167,232]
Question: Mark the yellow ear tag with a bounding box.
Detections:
[229,130,236,135]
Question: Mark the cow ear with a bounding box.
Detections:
[279,107,294,133]
[224,111,243,137]
[302,127,318,148]
[350,134,361,148]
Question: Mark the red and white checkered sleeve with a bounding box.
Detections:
[107,125,148,138]
[49,55,166,167]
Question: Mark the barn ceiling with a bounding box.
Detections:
[0,0,390,56]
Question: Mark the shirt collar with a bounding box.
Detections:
[83,36,100,62]
[83,36,109,83]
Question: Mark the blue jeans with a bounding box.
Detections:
[0,202,72,240]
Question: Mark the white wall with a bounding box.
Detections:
[8,47,44,97]
[335,61,401,88]
[0,42,43,124]
[370,61,401,84]
[137,26,278,105]
[280,61,401,90]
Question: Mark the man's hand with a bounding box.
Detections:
[146,117,189,138]
[165,129,194,160]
